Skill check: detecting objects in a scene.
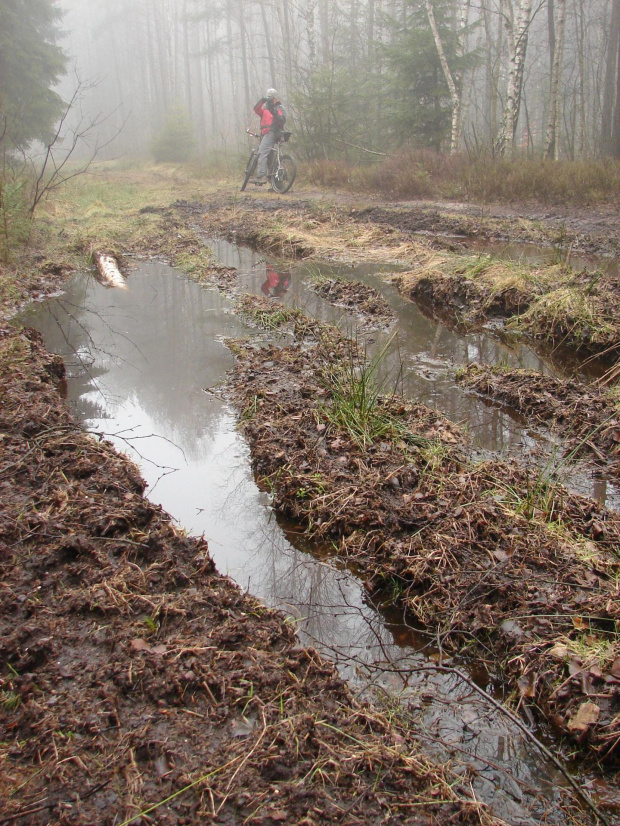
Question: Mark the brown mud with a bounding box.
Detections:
[190,190,620,259]
[306,277,394,328]
[0,323,492,825]
[4,182,620,823]
[194,196,620,364]
[350,203,620,259]
[457,364,620,476]
[226,308,620,763]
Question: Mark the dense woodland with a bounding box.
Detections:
[56,0,620,162]
[2,0,620,175]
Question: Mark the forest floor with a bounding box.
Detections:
[1,166,620,824]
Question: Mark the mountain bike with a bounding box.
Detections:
[240,129,297,194]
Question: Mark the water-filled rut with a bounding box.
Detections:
[18,250,619,825]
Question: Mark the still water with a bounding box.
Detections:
[18,253,618,824]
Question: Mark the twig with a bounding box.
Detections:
[332,137,389,157]
[419,665,612,826]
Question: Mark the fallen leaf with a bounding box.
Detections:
[130,638,152,652]
[611,658,620,678]
[517,673,536,698]
[568,657,583,676]
[567,702,600,733]
[548,643,569,660]
[265,811,288,822]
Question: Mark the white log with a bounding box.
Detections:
[93,251,127,289]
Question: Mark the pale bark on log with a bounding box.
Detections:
[93,252,126,289]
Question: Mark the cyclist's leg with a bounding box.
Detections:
[256,131,277,177]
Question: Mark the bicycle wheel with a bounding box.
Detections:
[241,152,257,191]
[271,154,296,194]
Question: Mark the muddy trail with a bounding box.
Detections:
[192,196,620,798]
[0,324,491,826]
[3,184,620,825]
[225,311,620,758]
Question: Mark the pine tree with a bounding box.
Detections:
[385,1,472,151]
[0,0,67,150]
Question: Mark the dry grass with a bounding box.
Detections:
[303,150,620,206]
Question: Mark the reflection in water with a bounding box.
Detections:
[261,264,291,297]
[208,237,620,510]
[19,260,618,823]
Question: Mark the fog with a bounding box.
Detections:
[55,0,620,161]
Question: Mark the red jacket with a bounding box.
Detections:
[253,99,286,135]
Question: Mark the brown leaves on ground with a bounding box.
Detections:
[227,327,620,763]
[308,277,395,328]
[458,363,620,476]
[0,324,494,825]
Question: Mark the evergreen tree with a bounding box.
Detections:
[384,1,472,151]
[0,0,67,150]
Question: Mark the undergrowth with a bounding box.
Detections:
[303,152,620,206]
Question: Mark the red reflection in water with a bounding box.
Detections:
[261,265,291,298]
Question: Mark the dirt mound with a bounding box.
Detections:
[458,364,620,474]
[226,325,620,763]
[308,277,395,327]
[0,324,493,825]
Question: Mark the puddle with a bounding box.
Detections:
[463,237,620,280]
[208,237,620,512]
[18,260,619,824]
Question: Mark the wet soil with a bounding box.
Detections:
[4,180,620,822]
[457,365,620,476]
[187,190,620,260]
[193,196,620,365]
[306,277,395,328]
[226,316,620,764]
[351,203,620,259]
[0,324,489,825]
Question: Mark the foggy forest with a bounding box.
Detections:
[4,1,620,824]
[41,0,620,164]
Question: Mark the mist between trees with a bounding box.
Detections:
[54,0,620,164]
[2,0,620,201]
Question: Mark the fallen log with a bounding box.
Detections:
[92,250,126,289]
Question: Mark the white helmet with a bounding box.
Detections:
[266,88,277,98]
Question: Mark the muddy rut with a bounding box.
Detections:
[3,185,620,825]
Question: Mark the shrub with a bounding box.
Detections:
[150,106,196,164]
[301,147,620,206]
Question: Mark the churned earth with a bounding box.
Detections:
[2,172,620,824]
[0,326,494,826]
[192,191,620,763]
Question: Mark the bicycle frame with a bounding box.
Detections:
[241,129,296,193]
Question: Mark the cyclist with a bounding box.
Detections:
[252,88,286,184]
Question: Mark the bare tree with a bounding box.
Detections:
[496,0,534,155]
[544,0,566,157]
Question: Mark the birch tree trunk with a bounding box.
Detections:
[613,24,620,157]
[496,0,534,156]
[576,0,587,156]
[305,0,317,73]
[424,0,461,153]
[237,0,251,117]
[544,0,566,158]
[602,0,620,155]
